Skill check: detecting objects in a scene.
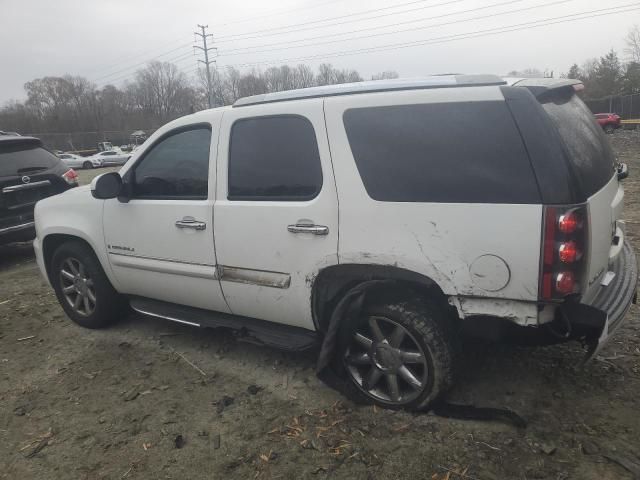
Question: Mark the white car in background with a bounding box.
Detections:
[58,153,102,169]
[90,150,131,166]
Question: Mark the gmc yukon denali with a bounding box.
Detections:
[33,75,637,410]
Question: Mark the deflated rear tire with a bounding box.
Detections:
[51,240,126,329]
[337,296,457,411]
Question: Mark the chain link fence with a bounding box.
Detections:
[584,93,640,127]
[24,129,157,155]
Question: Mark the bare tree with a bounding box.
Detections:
[625,25,640,63]
[130,61,195,122]
[371,71,399,80]
[293,64,316,88]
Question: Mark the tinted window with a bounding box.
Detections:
[133,127,211,199]
[228,116,322,200]
[541,91,615,197]
[343,102,540,203]
[0,144,61,176]
[103,151,116,156]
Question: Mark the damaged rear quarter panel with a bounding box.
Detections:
[324,90,543,310]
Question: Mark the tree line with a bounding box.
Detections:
[510,25,640,99]
[0,63,396,137]
[1,25,639,138]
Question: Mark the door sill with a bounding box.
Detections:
[129,296,318,352]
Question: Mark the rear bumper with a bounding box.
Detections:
[562,240,637,361]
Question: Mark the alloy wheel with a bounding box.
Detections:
[59,257,96,317]
[344,315,430,405]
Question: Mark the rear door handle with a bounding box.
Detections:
[175,216,206,231]
[287,224,329,235]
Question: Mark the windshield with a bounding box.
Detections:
[541,90,616,197]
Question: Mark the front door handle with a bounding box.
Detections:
[175,216,206,231]
[287,224,329,235]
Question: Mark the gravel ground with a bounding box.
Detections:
[1,132,640,479]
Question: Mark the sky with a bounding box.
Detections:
[0,0,637,105]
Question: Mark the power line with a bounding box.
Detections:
[194,25,217,108]
[216,0,538,56]
[209,0,344,29]
[214,3,640,70]
[92,42,194,83]
[87,0,469,84]
[84,35,193,76]
[214,0,467,42]
[95,52,196,88]
[86,0,439,81]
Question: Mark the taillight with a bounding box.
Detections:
[558,241,581,263]
[62,168,79,186]
[558,211,581,234]
[539,205,588,301]
[555,271,576,294]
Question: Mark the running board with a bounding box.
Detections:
[129,296,318,352]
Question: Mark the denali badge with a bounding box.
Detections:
[21,176,30,184]
[108,244,135,252]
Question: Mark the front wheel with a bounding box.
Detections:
[339,297,456,410]
[51,241,126,328]
[604,124,615,134]
[83,161,93,169]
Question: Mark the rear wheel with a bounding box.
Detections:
[339,297,456,410]
[51,241,126,328]
[604,124,615,134]
[83,161,93,169]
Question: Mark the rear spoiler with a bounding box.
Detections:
[508,78,584,98]
[0,136,42,150]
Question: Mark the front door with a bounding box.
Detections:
[214,99,339,330]
[103,122,230,313]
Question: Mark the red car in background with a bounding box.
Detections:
[595,113,621,134]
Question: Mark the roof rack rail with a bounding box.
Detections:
[233,74,506,107]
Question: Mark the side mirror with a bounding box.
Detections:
[617,162,629,181]
[91,172,122,199]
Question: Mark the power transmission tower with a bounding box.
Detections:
[194,24,217,108]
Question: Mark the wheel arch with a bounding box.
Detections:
[311,263,455,332]
[42,233,106,285]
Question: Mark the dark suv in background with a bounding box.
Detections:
[0,135,78,245]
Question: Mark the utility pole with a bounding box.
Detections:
[194,24,216,108]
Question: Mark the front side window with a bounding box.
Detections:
[132,126,211,199]
[228,115,322,201]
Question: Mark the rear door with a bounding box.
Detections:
[214,99,338,330]
[540,90,620,301]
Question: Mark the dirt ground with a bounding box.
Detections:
[2,134,640,480]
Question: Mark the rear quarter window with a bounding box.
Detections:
[343,101,540,203]
[541,91,615,197]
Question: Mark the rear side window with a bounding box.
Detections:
[228,115,322,201]
[541,91,615,197]
[343,102,540,203]
[0,144,61,176]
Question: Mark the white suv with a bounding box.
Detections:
[33,75,637,410]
